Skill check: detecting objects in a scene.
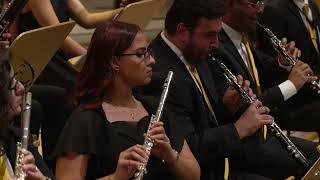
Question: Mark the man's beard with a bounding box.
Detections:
[183,44,208,65]
[245,21,258,43]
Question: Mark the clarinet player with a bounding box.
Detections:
[52,20,200,180]
[208,0,320,178]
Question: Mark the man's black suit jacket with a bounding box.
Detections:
[137,34,244,179]
[259,0,320,74]
[210,30,286,110]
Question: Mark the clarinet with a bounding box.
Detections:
[257,22,320,94]
[209,55,312,170]
[0,0,29,37]
[15,92,32,180]
[134,71,174,180]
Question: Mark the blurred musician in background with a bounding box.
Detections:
[208,0,320,178]
[259,0,320,74]
[252,0,320,136]
[14,0,123,91]
[1,0,125,171]
[211,0,320,133]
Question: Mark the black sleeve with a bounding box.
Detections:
[166,78,243,168]
[51,107,103,158]
[29,144,55,179]
[253,49,288,109]
[185,123,242,169]
[212,44,286,110]
[255,48,288,85]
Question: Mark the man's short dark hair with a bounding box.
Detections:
[165,0,225,35]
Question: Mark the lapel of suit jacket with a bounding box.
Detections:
[219,30,256,84]
[196,60,219,106]
[309,0,320,24]
[309,0,320,50]
[151,34,192,77]
[152,34,219,125]
[151,34,209,102]
[194,60,219,125]
[288,0,314,42]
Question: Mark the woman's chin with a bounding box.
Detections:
[132,78,151,87]
[144,78,151,85]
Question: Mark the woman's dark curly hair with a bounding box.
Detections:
[0,49,12,146]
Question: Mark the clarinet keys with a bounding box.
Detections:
[310,80,320,94]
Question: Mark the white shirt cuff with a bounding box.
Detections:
[278,60,292,71]
[278,80,297,101]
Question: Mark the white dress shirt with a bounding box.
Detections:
[223,23,297,101]
[222,23,252,74]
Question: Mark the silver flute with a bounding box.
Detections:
[15,92,32,180]
[134,71,174,180]
[257,22,320,93]
[209,55,312,169]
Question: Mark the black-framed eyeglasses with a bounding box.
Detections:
[120,50,151,60]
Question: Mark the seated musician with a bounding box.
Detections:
[15,0,123,89]
[6,0,122,170]
[53,20,200,180]
[15,0,123,57]
[0,49,54,180]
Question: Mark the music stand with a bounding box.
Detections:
[153,0,173,18]
[10,21,76,90]
[302,157,320,180]
[115,0,167,29]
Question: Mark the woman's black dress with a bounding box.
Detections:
[52,96,184,180]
